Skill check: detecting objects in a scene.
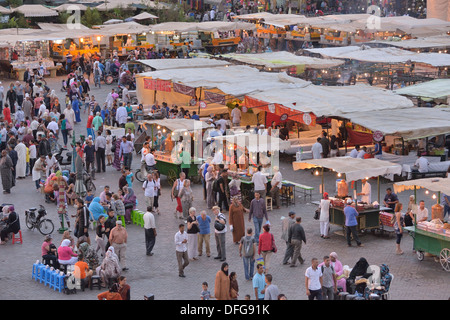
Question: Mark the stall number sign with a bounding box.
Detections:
[280,113,288,121]
[303,113,312,125]
[242,106,248,113]
[199,101,207,109]
[268,103,276,113]
[144,78,172,92]
[373,130,384,142]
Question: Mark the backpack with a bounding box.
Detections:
[242,236,254,257]
[321,264,334,274]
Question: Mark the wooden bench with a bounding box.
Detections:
[282,180,314,202]
[411,171,447,180]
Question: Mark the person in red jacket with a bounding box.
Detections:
[2,103,11,124]
[258,224,276,274]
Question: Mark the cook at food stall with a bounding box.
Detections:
[383,188,399,210]
[357,178,371,204]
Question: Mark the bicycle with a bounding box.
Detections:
[25,205,54,235]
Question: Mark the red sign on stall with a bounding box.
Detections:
[143,78,172,92]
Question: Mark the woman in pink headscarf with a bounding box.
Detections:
[330,252,346,292]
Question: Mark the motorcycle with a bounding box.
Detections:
[54,147,72,166]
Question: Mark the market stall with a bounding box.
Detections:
[293,157,403,235]
[137,119,209,185]
[393,177,450,271]
[210,132,292,207]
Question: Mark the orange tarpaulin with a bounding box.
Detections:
[244,96,317,126]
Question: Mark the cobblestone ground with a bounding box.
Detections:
[0,76,448,300]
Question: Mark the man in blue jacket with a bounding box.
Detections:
[344,199,363,247]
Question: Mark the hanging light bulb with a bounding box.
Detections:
[315,170,320,176]
[337,173,341,178]
[425,190,429,195]
[432,194,437,200]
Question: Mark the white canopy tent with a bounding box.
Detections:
[368,36,450,50]
[393,177,450,196]
[138,58,230,70]
[212,132,292,153]
[343,107,450,141]
[138,119,210,132]
[13,4,58,17]
[293,157,403,182]
[136,65,310,99]
[149,21,256,33]
[53,3,88,11]
[245,83,413,117]
[393,79,450,99]
[130,12,158,20]
[305,45,450,67]
[217,51,345,70]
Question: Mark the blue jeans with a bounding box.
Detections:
[243,256,255,280]
[253,217,263,243]
[123,153,132,169]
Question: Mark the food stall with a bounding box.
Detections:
[137,119,209,185]
[293,157,403,235]
[211,132,291,207]
[394,177,450,271]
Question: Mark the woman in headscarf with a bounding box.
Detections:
[58,239,78,266]
[123,187,136,224]
[347,257,371,294]
[112,136,122,171]
[0,150,14,194]
[49,90,58,109]
[0,206,20,244]
[329,252,346,292]
[53,97,62,114]
[78,240,99,270]
[97,246,121,288]
[214,262,231,300]
[229,196,247,244]
[89,197,107,221]
[178,179,193,220]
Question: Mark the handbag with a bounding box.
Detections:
[271,234,277,253]
[214,220,225,231]
[124,203,134,210]
[314,209,320,220]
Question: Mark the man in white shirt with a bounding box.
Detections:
[269,166,282,209]
[143,206,157,256]
[305,257,323,300]
[231,106,241,127]
[143,174,156,209]
[357,146,367,159]
[122,85,130,105]
[350,145,360,158]
[311,138,323,159]
[252,166,268,199]
[213,206,227,261]
[144,149,156,171]
[116,103,128,128]
[47,119,59,137]
[357,178,371,204]
[38,101,47,118]
[414,155,429,173]
[105,89,115,109]
[416,200,428,222]
[175,224,189,277]
[215,115,228,134]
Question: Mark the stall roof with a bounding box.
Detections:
[138,58,230,70]
[393,177,450,195]
[92,21,150,35]
[149,21,256,32]
[0,6,11,14]
[138,119,210,132]
[342,107,450,140]
[136,65,310,97]
[53,3,88,11]
[218,51,345,69]
[13,4,59,17]
[130,11,158,20]
[368,36,450,49]
[305,45,450,67]
[94,0,138,11]
[293,157,402,182]
[393,79,450,98]
[246,83,413,117]
[212,133,292,153]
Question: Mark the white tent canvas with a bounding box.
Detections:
[393,79,450,98]
[306,45,450,67]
